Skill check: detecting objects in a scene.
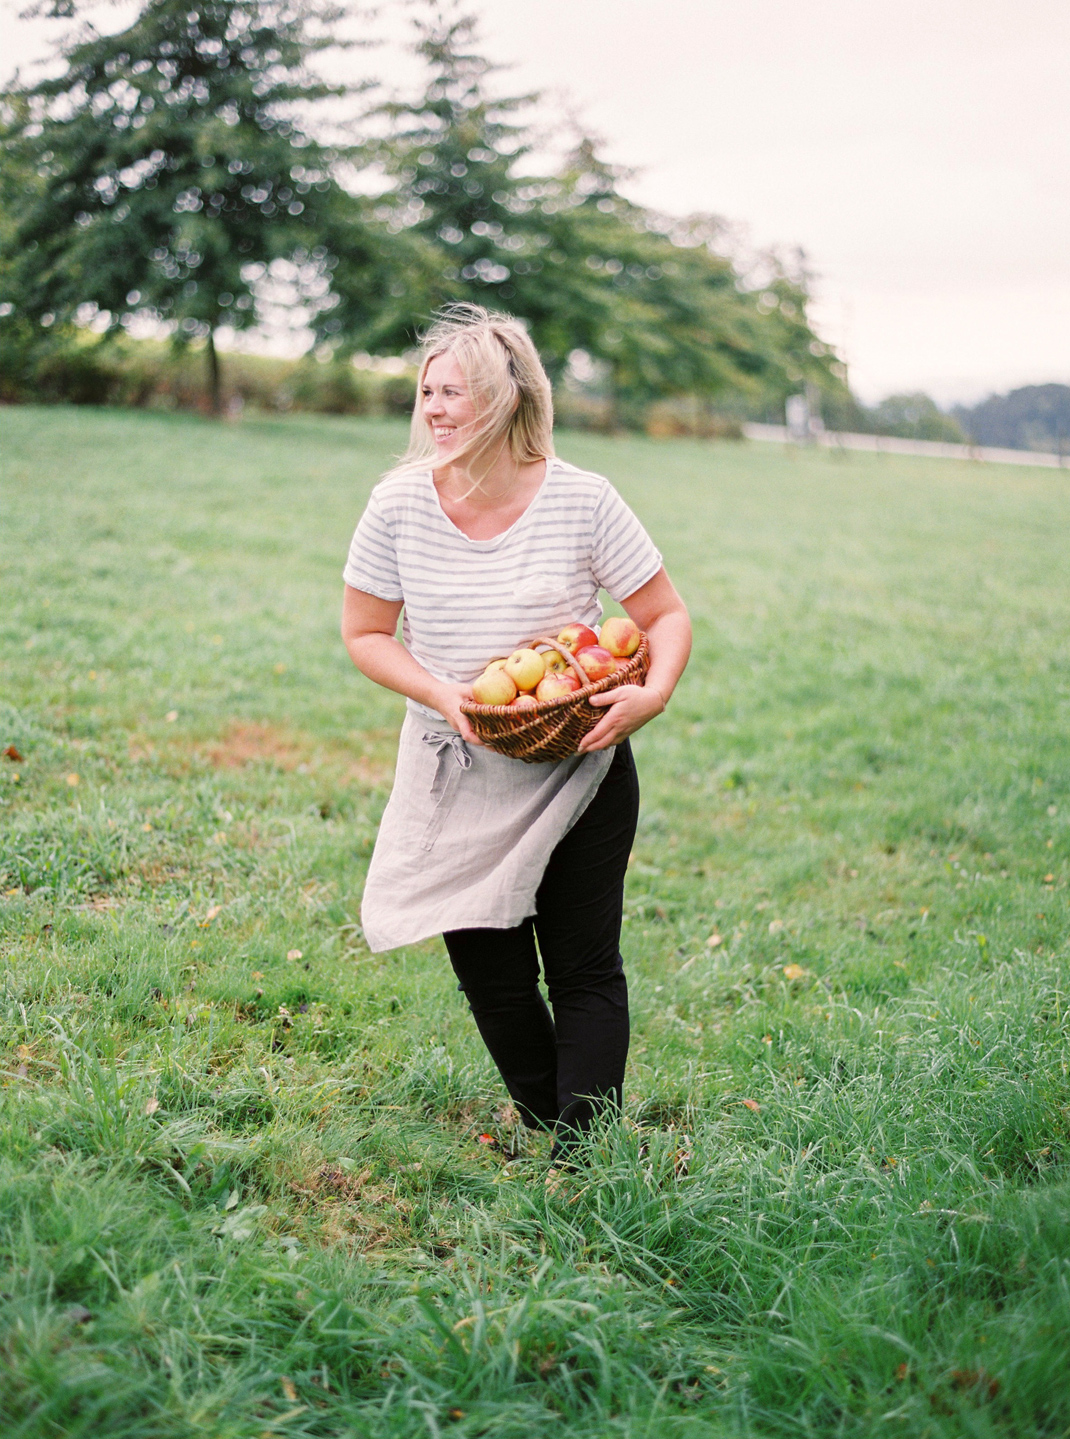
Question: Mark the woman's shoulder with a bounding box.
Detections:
[366,468,436,515]
[546,457,615,506]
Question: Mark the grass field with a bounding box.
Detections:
[2,404,1069,1439]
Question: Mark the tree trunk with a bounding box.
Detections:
[205,328,222,415]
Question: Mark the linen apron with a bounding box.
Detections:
[360,708,613,953]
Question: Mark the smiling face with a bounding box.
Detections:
[422,351,478,459]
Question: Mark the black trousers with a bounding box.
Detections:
[444,740,640,1138]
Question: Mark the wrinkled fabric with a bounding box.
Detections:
[361,712,613,953]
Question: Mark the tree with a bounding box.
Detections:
[1,0,375,411]
[952,384,1070,453]
[372,5,846,422]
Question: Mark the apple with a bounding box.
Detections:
[542,648,569,673]
[503,647,546,692]
[535,672,581,703]
[513,693,539,711]
[471,667,518,706]
[557,622,599,655]
[486,658,508,672]
[575,645,616,683]
[599,616,641,658]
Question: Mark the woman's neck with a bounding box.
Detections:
[433,454,549,540]
[434,448,544,505]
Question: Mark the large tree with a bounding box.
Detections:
[371,6,845,421]
[1,0,378,410]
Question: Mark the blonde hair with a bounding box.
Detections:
[391,304,554,488]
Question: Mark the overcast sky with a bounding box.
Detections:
[4,0,1067,403]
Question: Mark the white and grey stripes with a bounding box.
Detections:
[343,459,662,686]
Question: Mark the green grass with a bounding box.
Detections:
[2,404,1069,1438]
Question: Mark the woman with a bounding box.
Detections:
[341,305,691,1157]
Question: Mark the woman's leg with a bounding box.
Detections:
[442,920,560,1129]
[533,741,640,1138]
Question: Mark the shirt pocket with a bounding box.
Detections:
[514,578,571,606]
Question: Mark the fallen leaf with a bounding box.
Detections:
[280,1377,297,1403]
[1044,874,1054,883]
[203,904,222,924]
[768,918,785,934]
[17,1044,31,1060]
[705,933,723,948]
[896,1363,909,1382]
[145,1097,159,1116]
[165,710,178,723]
[782,963,807,981]
[477,1133,497,1145]
[741,1098,761,1113]
[448,1410,464,1422]
[142,822,153,831]
[4,745,24,762]
[251,970,263,980]
[274,662,287,674]
[66,773,80,786]
[286,949,303,960]
[951,1368,1000,1399]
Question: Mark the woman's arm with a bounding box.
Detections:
[341,586,483,743]
[577,568,692,754]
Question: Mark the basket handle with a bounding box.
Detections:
[525,636,592,690]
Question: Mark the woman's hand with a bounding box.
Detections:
[575,568,692,755]
[576,683,665,754]
[431,682,485,746]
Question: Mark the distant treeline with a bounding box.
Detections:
[805,385,1070,453]
[952,385,1070,454]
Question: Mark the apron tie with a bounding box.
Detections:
[421,731,472,802]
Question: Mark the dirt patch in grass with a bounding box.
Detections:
[205,722,308,771]
[201,722,391,788]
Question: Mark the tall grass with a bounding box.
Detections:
[1,407,1068,1436]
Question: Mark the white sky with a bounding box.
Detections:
[4,0,1068,404]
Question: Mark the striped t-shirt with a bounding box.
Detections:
[343,458,662,695]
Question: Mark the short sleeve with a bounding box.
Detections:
[590,482,663,601]
[343,490,404,601]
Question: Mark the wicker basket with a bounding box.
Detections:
[460,633,649,762]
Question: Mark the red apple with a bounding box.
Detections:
[535,672,581,703]
[557,622,599,655]
[575,645,616,683]
[503,647,546,692]
[599,616,641,658]
[471,667,517,706]
[513,693,539,710]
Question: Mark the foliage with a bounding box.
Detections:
[0,1,853,426]
[0,328,416,413]
[2,405,1069,1436]
[0,0,387,409]
[369,8,847,420]
[953,383,1070,454]
[862,392,966,443]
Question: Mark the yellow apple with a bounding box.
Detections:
[471,667,518,705]
[503,647,546,692]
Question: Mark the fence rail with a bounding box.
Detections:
[743,423,1069,470]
